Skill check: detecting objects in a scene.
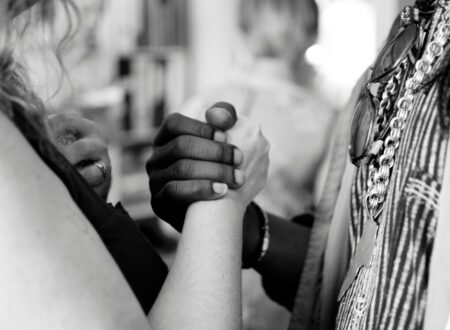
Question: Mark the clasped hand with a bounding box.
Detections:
[147,102,270,231]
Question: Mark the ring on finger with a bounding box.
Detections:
[92,161,107,186]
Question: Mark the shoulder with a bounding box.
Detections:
[0,110,75,220]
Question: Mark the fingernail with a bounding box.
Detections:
[213,182,228,195]
[234,169,245,186]
[206,104,237,129]
[233,148,243,165]
[207,107,232,123]
[214,131,227,143]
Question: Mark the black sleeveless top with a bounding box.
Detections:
[11,104,168,314]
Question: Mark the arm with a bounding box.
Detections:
[242,204,312,310]
[147,105,310,309]
[149,116,269,329]
[146,111,245,231]
[149,200,245,329]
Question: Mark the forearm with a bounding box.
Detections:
[243,204,312,309]
[148,199,244,330]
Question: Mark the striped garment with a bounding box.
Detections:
[335,79,449,328]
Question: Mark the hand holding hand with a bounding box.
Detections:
[219,114,270,210]
[146,105,244,231]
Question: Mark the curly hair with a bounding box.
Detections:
[0,0,78,131]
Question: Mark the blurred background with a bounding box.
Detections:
[20,0,412,328]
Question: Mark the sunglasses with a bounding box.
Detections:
[348,6,428,166]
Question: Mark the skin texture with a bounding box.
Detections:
[47,112,112,200]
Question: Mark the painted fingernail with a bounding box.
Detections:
[234,169,245,186]
[213,182,228,195]
[233,148,244,165]
[214,131,227,143]
[206,107,233,126]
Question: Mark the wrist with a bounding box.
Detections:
[189,198,246,223]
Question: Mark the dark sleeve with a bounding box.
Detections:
[261,213,314,310]
[61,181,169,314]
[57,172,169,314]
[55,173,169,314]
[100,204,168,314]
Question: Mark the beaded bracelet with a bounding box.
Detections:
[242,202,270,269]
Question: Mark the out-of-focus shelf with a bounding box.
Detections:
[119,171,153,220]
[117,129,157,148]
[136,45,185,56]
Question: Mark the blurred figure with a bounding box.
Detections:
[183,0,335,219]
[182,0,334,329]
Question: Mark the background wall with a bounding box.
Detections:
[186,0,414,106]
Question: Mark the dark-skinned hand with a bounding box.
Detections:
[146,102,244,231]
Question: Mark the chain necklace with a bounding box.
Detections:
[364,0,450,223]
[339,1,450,301]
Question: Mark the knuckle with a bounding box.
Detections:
[189,184,201,196]
[167,113,183,131]
[184,136,194,155]
[176,182,188,197]
[96,140,108,155]
[85,118,101,135]
[200,124,212,138]
[172,161,183,178]
[163,181,177,197]
[219,165,233,183]
[215,143,225,159]
[172,136,187,155]
[167,181,185,197]
[60,112,80,126]
[73,139,89,153]
[173,159,194,178]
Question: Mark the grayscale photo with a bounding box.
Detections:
[0,0,448,329]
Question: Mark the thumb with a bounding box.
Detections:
[205,102,238,130]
